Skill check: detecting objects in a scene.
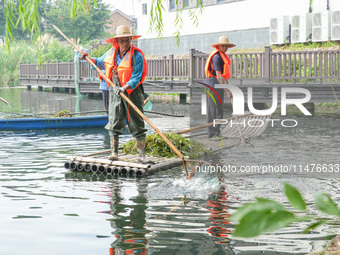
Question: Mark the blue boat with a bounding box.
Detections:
[0,115,109,130]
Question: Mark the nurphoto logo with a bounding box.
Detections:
[201,84,312,128]
[202,84,312,116]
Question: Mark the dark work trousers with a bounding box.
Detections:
[206,78,225,137]
[105,76,147,141]
[102,90,109,111]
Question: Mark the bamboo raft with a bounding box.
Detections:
[65,152,185,177]
[65,113,271,177]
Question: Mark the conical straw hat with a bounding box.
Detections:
[106,25,141,44]
[211,35,236,48]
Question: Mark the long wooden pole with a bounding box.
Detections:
[0,97,11,108]
[52,25,186,163]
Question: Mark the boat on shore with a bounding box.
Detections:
[0,115,108,131]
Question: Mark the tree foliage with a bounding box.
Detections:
[1,0,46,41]
[0,40,36,86]
[3,0,203,49]
[44,0,110,43]
[2,0,108,50]
[0,1,6,37]
[90,43,111,58]
[4,0,41,47]
[0,37,74,86]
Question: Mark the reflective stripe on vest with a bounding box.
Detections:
[205,50,231,80]
[103,44,147,95]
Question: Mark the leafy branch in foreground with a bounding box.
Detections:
[4,0,41,51]
[230,183,340,238]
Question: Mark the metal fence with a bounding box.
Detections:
[20,46,340,83]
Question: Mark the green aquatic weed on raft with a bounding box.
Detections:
[51,110,72,117]
[121,132,206,159]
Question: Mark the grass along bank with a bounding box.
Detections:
[0,36,74,87]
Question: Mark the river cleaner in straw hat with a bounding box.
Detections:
[205,35,236,138]
[80,25,149,163]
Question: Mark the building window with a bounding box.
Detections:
[184,0,189,8]
[217,0,225,3]
[169,0,176,10]
[142,3,147,15]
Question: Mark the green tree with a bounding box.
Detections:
[43,0,110,43]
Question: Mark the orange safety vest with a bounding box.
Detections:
[205,50,231,80]
[103,44,147,95]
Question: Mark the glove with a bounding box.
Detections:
[113,86,125,95]
[79,49,88,59]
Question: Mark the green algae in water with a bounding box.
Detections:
[12,215,43,219]
[121,132,205,159]
[63,214,79,217]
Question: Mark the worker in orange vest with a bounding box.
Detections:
[205,36,236,138]
[81,25,149,163]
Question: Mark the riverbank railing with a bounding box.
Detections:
[20,56,190,82]
[189,46,340,83]
[20,46,340,84]
[20,60,75,79]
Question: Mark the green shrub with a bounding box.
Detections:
[0,34,80,86]
[90,44,111,58]
[0,41,36,86]
[41,40,74,63]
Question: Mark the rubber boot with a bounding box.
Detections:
[136,138,148,163]
[108,135,119,160]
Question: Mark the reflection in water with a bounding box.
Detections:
[108,180,149,255]
[206,185,231,239]
[1,88,339,255]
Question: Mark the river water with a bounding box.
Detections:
[0,87,339,255]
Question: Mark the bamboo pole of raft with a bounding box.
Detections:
[53,25,189,178]
[67,156,151,169]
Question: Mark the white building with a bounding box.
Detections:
[132,0,340,56]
